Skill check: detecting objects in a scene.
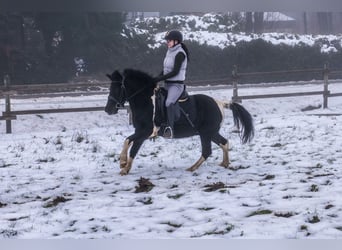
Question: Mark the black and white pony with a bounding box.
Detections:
[105,69,254,175]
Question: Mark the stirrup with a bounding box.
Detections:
[163,126,173,139]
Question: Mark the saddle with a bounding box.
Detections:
[154,87,196,134]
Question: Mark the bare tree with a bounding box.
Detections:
[303,12,308,34]
[0,13,25,79]
[317,12,333,34]
[244,12,264,34]
[254,12,264,33]
[245,12,253,33]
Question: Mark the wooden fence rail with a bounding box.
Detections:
[231,64,342,109]
[0,103,131,134]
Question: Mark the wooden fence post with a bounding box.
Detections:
[232,65,240,102]
[4,74,12,134]
[323,63,329,109]
[128,106,132,125]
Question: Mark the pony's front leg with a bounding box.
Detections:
[120,157,133,176]
[120,139,132,169]
[148,126,160,140]
[119,138,133,176]
[120,137,146,176]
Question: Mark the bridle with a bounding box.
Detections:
[108,80,126,108]
[108,78,148,108]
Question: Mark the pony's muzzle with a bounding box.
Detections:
[105,106,119,115]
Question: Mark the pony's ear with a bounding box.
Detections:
[112,70,122,78]
[106,74,112,80]
[106,70,122,81]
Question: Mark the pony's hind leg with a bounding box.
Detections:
[212,133,229,168]
[186,134,212,172]
[219,143,229,168]
[186,156,206,172]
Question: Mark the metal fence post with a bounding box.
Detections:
[4,74,12,133]
[323,63,329,109]
[232,65,240,102]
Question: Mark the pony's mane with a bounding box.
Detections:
[123,68,156,97]
[123,69,155,87]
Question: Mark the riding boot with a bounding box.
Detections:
[163,104,177,139]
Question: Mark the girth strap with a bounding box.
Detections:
[179,106,195,128]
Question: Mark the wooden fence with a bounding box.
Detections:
[0,78,131,134]
[231,64,342,108]
[1,65,342,134]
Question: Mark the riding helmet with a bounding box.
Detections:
[164,30,183,43]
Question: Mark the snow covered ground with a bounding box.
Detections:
[1,82,342,239]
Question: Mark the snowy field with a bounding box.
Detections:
[1,82,342,239]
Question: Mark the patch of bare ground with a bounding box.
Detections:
[134,177,155,193]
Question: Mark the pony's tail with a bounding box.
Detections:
[229,102,254,144]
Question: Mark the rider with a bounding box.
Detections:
[153,30,190,139]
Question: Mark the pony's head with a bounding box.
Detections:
[105,70,125,115]
[105,69,156,115]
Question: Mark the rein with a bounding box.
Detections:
[126,85,148,100]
